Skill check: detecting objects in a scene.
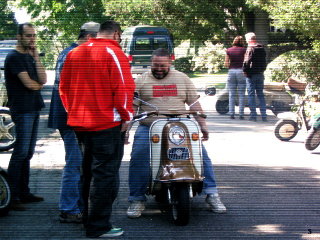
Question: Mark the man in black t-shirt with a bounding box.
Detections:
[5,23,47,211]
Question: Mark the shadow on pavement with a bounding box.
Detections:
[0,163,319,239]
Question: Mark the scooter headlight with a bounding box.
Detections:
[169,126,185,145]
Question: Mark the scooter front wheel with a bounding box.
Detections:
[274,119,298,141]
[305,128,320,151]
[0,171,11,216]
[170,182,190,226]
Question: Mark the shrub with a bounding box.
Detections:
[266,50,320,90]
[174,56,193,73]
[192,42,225,74]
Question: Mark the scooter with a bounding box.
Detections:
[207,81,294,116]
[131,92,214,226]
[0,167,11,216]
[0,82,16,151]
[274,79,309,141]
[305,113,320,151]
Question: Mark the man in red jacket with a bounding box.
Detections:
[60,20,135,238]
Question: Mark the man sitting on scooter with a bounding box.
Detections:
[126,48,227,218]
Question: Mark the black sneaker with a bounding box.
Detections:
[10,200,26,211]
[20,194,44,203]
[59,212,83,223]
[239,116,245,120]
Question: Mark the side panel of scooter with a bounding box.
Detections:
[149,119,203,182]
[149,120,167,182]
[277,111,298,121]
[311,113,320,129]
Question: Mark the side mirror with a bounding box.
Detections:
[134,92,139,99]
[205,87,216,96]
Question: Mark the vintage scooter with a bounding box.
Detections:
[0,166,11,216]
[208,81,294,116]
[305,113,320,151]
[131,89,215,226]
[274,79,309,141]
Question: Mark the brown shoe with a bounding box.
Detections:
[20,194,44,203]
[10,200,26,211]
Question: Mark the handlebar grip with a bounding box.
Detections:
[133,111,158,120]
[197,113,207,119]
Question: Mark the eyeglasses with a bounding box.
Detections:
[24,34,36,38]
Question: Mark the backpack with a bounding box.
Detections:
[243,44,267,75]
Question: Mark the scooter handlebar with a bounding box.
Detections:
[133,111,158,121]
[132,111,206,122]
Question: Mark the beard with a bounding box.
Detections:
[151,68,170,79]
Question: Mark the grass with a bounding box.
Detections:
[187,68,228,78]
[187,69,228,89]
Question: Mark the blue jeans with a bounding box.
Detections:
[77,125,123,237]
[246,74,267,118]
[7,111,40,201]
[227,69,246,116]
[128,125,218,202]
[58,128,83,214]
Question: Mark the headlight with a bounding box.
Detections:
[169,126,185,145]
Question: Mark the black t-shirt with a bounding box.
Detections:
[4,50,44,113]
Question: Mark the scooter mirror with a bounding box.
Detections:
[205,87,216,96]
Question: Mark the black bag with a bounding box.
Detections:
[243,44,267,76]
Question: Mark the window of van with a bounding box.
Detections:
[153,37,168,49]
[135,38,152,50]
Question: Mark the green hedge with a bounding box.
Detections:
[265,50,320,90]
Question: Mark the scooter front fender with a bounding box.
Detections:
[149,119,203,184]
[277,112,298,121]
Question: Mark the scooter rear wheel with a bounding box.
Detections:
[170,183,190,226]
[305,128,320,151]
[0,109,16,152]
[274,119,298,141]
[0,171,11,216]
[215,100,229,115]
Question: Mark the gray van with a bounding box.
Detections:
[121,25,175,78]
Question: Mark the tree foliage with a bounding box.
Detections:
[104,0,248,42]
[0,1,17,40]
[17,0,105,43]
[247,0,320,51]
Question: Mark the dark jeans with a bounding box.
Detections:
[77,125,124,238]
[246,74,267,118]
[7,111,40,201]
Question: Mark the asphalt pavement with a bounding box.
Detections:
[0,72,320,239]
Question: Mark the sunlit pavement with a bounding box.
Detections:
[0,71,319,239]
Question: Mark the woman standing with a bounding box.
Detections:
[224,36,246,119]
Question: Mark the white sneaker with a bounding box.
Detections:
[127,201,145,218]
[206,194,227,213]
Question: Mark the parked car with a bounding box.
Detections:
[206,82,294,116]
[121,25,175,78]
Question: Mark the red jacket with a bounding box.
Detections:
[59,38,135,131]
